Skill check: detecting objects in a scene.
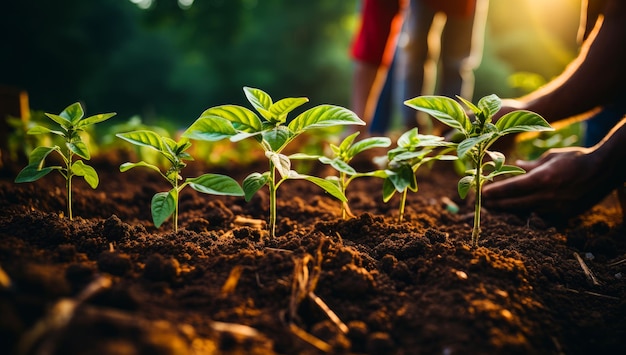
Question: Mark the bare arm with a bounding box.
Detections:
[483,117,626,218]
[507,0,626,122]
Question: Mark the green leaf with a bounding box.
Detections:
[270,97,309,124]
[243,172,270,201]
[267,152,291,178]
[67,141,90,160]
[485,165,526,180]
[347,136,391,158]
[288,105,364,133]
[289,153,322,160]
[151,190,176,228]
[302,176,347,202]
[396,128,419,148]
[329,159,357,175]
[45,113,71,129]
[244,87,273,120]
[26,125,53,135]
[77,112,116,128]
[388,164,415,193]
[457,96,481,115]
[404,96,472,133]
[458,175,474,199]
[496,110,553,135]
[457,133,494,158]
[175,140,192,154]
[262,126,293,152]
[60,102,84,124]
[183,115,238,141]
[485,150,505,170]
[338,131,360,152]
[187,174,244,196]
[382,177,397,202]
[27,146,58,167]
[116,130,166,152]
[15,164,55,183]
[119,161,162,174]
[71,160,99,188]
[202,105,263,132]
[477,94,502,119]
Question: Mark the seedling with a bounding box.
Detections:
[183,86,365,237]
[405,94,553,247]
[116,130,244,231]
[383,128,457,222]
[290,131,391,219]
[15,102,116,220]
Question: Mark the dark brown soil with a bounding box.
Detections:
[1,151,625,355]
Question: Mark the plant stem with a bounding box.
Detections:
[66,151,74,220]
[471,154,483,248]
[173,181,179,232]
[340,172,347,220]
[399,190,408,223]
[268,161,277,238]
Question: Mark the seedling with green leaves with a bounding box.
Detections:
[183,86,365,237]
[15,102,116,220]
[290,131,391,219]
[116,130,244,231]
[405,94,553,247]
[383,128,457,222]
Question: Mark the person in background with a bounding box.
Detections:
[349,0,404,134]
[360,0,489,135]
[482,0,626,219]
[394,0,488,135]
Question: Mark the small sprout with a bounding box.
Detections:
[382,128,457,222]
[15,102,116,219]
[183,87,365,237]
[116,130,244,231]
[289,131,391,219]
[405,94,553,247]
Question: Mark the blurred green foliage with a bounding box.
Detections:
[2,0,581,133]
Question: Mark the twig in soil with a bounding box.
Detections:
[233,215,265,229]
[17,275,112,355]
[607,257,626,267]
[287,240,349,351]
[221,265,243,295]
[573,252,601,286]
[288,322,333,353]
[335,232,343,245]
[560,286,620,300]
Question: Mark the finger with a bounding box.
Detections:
[483,172,547,199]
[514,159,540,172]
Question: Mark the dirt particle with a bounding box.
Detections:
[366,332,394,354]
[143,253,181,282]
[102,214,132,242]
[98,251,132,276]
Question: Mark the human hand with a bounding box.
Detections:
[482,146,617,219]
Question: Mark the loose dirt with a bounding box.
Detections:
[1,151,625,354]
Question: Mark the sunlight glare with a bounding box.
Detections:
[129,0,153,10]
[178,0,195,10]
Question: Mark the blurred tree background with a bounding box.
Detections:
[1,0,581,131]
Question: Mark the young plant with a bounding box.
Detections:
[290,131,391,219]
[404,94,553,247]
[116,130,244,231]
[183,86,365,237]
[15,102,116,220]
[383,128,457,222]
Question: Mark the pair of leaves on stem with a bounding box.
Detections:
[15,102,116,189]
[116,130,244,228]
[404,94,553,199]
